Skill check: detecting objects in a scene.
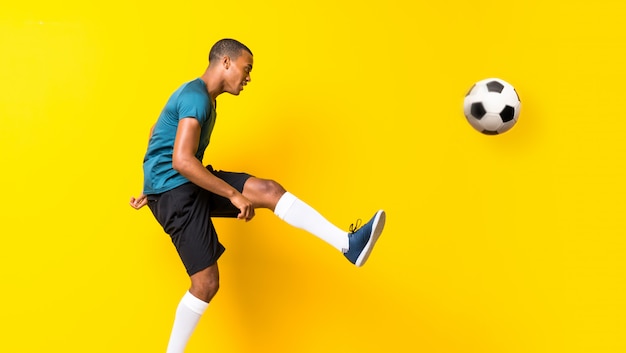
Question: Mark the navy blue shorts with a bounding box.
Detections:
[147,166,252,276]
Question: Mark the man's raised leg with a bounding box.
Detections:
[242,178,385,266]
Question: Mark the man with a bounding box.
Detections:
[130,38,385,353]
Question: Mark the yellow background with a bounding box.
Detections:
[1,0,625,352]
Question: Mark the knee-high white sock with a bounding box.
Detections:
[166,291,209,353]
[274,192,349,252]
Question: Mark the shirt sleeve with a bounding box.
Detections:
[176,89,210,125]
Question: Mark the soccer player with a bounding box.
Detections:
[129,38,385,353]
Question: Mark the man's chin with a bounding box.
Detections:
[227,87,243,96]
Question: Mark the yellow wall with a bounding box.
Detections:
[1,0,625,352]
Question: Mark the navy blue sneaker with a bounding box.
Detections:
[344,210,386,267]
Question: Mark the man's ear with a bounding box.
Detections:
[222,55,231,69]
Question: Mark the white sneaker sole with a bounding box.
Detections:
[355,210,386,267]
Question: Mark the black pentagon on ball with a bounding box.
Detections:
[486,80,505,93]
[482,130,499,135]
[471,102,486,119]
[500,105,515,122]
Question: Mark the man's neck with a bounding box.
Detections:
[200,67,223,102]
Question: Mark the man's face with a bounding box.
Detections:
[224,50,253,95]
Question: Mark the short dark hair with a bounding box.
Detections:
[208,39,253,63]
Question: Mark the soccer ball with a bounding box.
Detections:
[463,78,521,135]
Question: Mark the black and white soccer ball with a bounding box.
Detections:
[463,78,521,135]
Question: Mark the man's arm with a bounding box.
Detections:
[129,124,156,210]
[173,117,255,221]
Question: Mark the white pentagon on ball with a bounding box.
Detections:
[463,78,521,135]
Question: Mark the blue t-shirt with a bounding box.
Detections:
[143,78,216,195]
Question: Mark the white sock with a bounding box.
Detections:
[274,192,349,252]
[166,291,209,353]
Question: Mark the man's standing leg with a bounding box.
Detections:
[166,264,219,353]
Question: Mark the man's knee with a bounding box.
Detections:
[257,179,286,196]
[243,178,287,210]
[246,178,286,199]
[191,278,219,302]
[190,267,220,302]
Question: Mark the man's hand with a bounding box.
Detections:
[129,194,148,210]
[230,193,255,221]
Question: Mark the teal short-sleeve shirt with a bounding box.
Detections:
[143,78,216,195]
